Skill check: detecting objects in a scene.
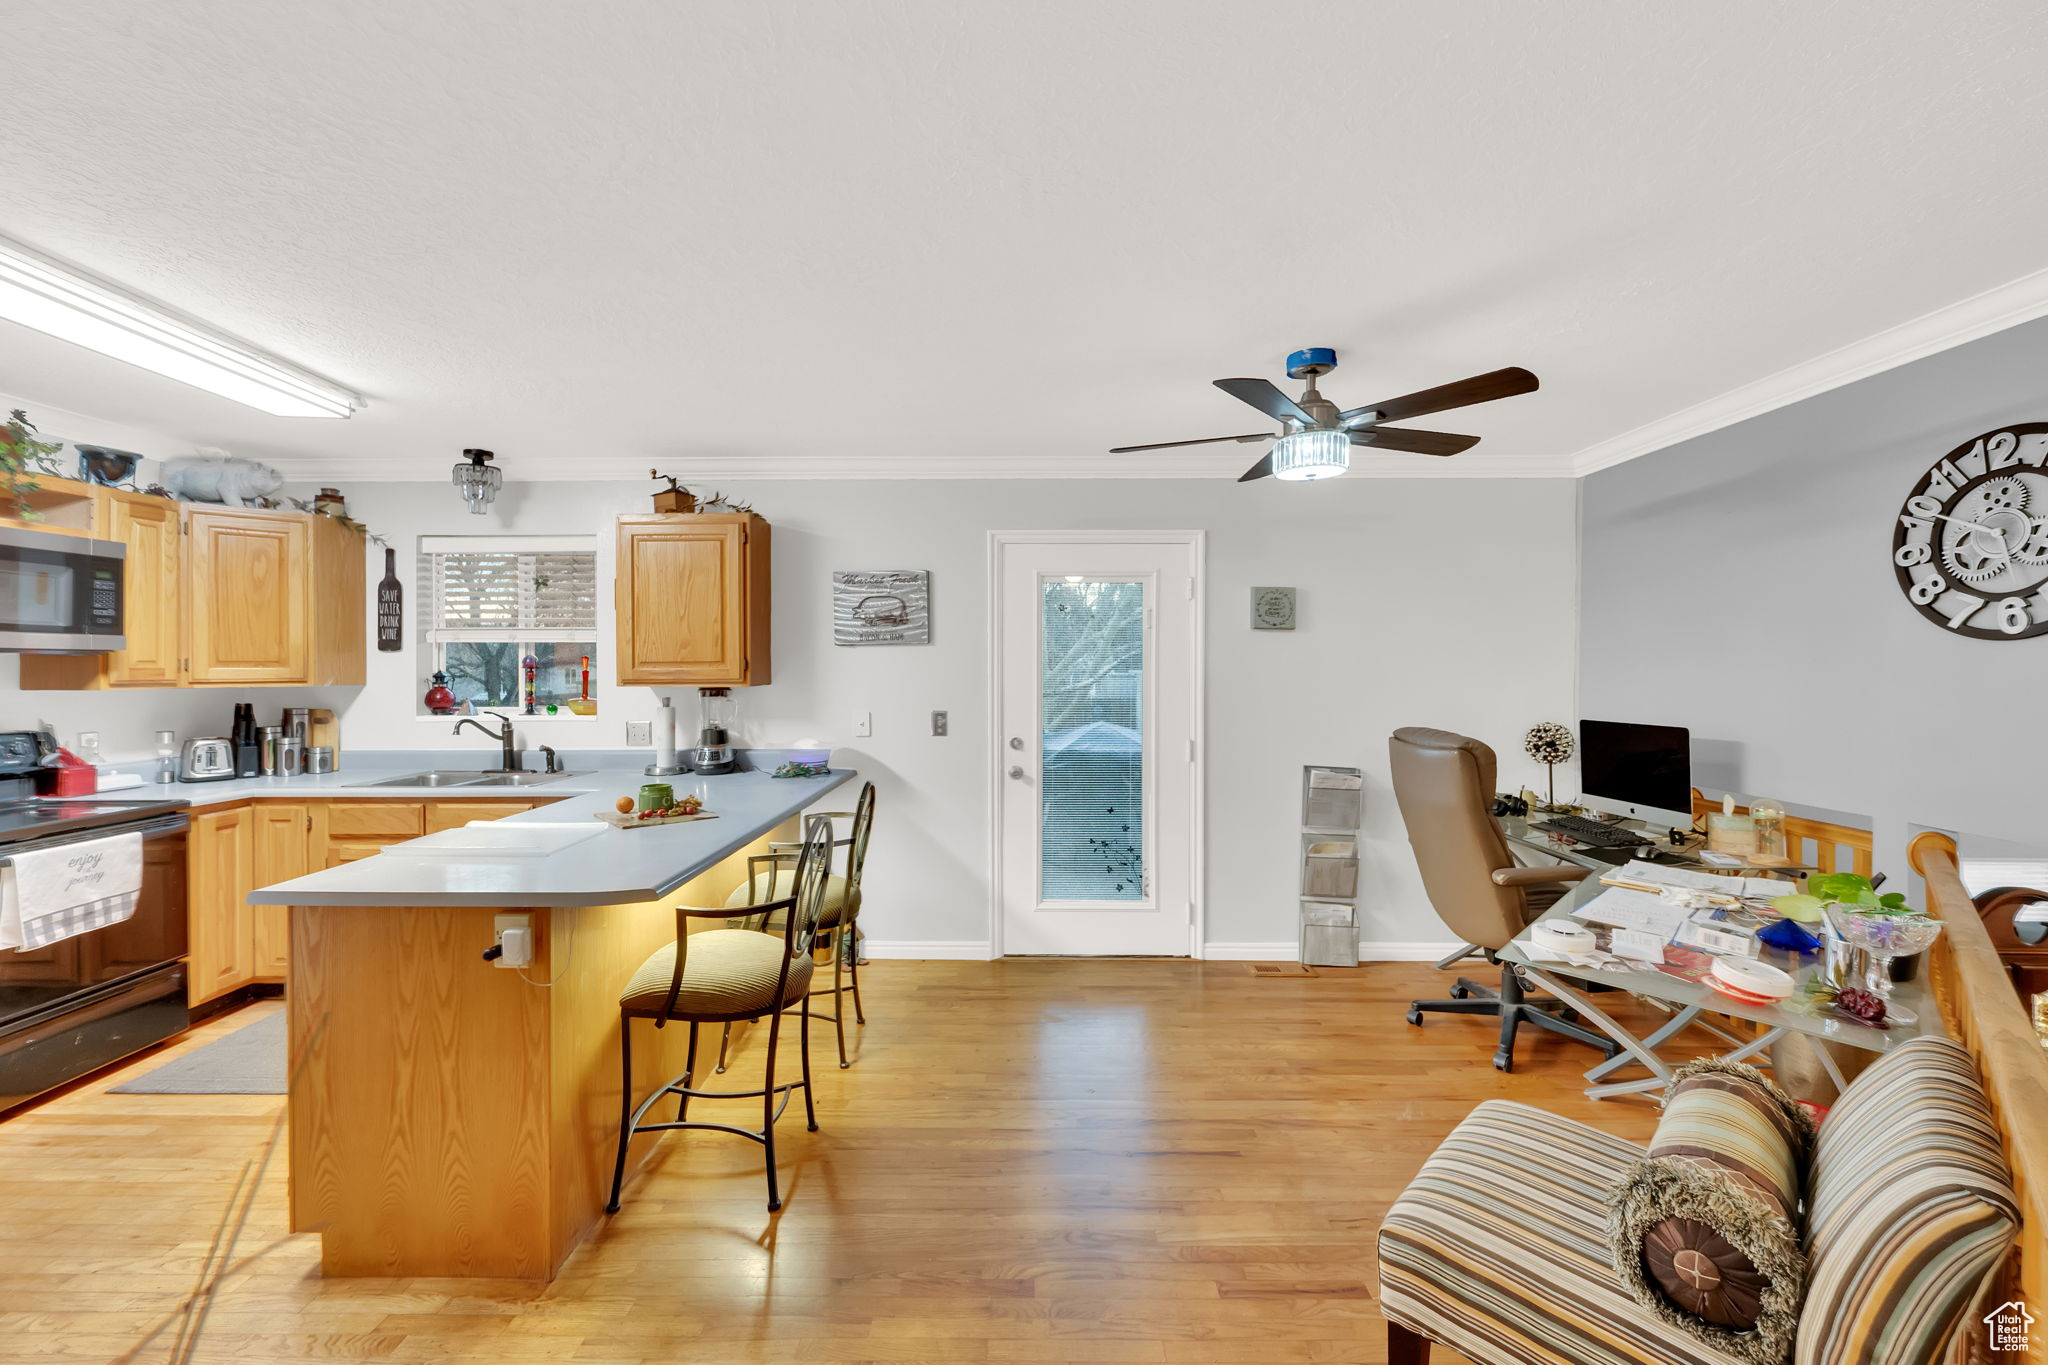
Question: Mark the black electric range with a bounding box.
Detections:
[0,794,193,1113]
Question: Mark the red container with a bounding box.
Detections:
[38,747,98,797]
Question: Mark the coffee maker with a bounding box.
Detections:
[691,688,737,775]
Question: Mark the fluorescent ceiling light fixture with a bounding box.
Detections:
[1270,427,1349,481]
[0,235,363,418]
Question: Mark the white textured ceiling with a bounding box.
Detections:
[4,1,2048,480]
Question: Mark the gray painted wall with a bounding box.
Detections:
[1581,312,2048,877]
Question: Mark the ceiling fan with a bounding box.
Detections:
[1112,348,1538,482]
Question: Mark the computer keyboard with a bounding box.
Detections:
[1531,814,1661,848]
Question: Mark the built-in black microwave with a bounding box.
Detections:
[0,525,125,653]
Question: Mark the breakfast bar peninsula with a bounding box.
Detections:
[248,765,855,1279]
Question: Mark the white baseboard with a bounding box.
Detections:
[1200,940,1467,963]
[860,940,993,960]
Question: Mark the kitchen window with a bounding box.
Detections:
[418,535,599,717]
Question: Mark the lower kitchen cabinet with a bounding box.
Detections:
[188,807,256,1004]
[188,797,549,1002]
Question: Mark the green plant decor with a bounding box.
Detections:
[1772,872,1913,926]
[0,410,65,520]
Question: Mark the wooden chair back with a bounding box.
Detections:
[1909,832,2048,1365]
[1689,789,1873,878]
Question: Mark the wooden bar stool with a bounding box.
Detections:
[719,781,876,1070]
[605,816,832,1214]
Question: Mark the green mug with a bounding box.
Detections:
[637,782,675,813]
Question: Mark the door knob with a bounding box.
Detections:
[1008,766,1026,779]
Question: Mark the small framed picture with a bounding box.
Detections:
[1251,586,1296,630]
[834,570,931,645]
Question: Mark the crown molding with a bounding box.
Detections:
[1570,262,2048,477]
[262,449,1580,483]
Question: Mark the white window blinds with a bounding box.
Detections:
[419,536,597,643]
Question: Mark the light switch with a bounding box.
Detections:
[931,710,948,736]
[853,712,872,738]
[625,721,652,746]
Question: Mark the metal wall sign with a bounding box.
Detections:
[833,570,931,645]
[377,547,403,652]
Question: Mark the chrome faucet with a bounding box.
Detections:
[451,711,521,772]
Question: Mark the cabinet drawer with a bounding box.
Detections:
[324,839,396,868]
[425,800,533,834]
[327,801,425,838]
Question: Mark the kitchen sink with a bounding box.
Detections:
[366,770,586,789]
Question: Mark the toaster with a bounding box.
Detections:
[179,736,236,782]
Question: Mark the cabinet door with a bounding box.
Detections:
[187,509,308,684]
[251,804,310,979]
[617,518,746,685]
[425,800,532,833]
[188,807,254,1004]
[106,493,183,686]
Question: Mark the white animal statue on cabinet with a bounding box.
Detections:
[162,450,284,506]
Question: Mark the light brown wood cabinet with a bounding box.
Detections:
[187,798,549,1001]
[20,490,365,691]
[188,807,256,1004]
[615,512,771,686]
[251,804,311,979]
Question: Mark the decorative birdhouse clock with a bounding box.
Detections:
[1892,424,2048,640]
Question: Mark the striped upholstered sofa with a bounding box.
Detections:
[1377,1036,2020,1365]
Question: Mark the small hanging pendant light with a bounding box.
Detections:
[452,447,501,515]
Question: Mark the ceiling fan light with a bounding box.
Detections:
[1270,428,1349,481]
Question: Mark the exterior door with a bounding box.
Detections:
[186,508,307,683]
[994,534,1201,956]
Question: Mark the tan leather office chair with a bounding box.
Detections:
[1388,727,1619,1072]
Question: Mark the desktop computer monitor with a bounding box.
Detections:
[1577,719,1693,831]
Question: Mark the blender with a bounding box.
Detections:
[692,688,737,775]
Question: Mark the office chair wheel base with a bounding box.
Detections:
[1493,1050,1514,1072]
[1449,983,1471,999]
[1405,1008,1424,1027]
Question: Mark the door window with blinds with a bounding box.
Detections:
[418,536,599,716]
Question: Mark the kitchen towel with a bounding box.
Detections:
[0,832,143,951]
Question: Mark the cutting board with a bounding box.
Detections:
[593,809,719,829]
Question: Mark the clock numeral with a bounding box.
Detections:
[1994,597,2032,635]
[1906,494,1944,518]
[1894,542,1931,568]
[1898,515,1932,536]
[1909,573,1944,605]
[1988,431,2021,469]
[1941,591,1986,630]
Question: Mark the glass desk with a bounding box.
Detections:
[1498,876,1940,1101]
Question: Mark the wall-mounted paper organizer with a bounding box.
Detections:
[1299,766,1363,967]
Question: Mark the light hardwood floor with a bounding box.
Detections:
[0,959,1701,1364]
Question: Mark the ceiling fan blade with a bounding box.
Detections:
[1214,377,1313,425]
[1236,451,1276,482]
[1350,426,1481,457]
[1339,366,1537,426]
[1108,432,1273,454]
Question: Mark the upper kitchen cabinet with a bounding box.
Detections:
[615,512,771,686]
[19,495,366,690]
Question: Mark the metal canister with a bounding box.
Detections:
[283,707,312,748]
[306,746,335,775]
[278,738,304,776]
[259,726,283,776]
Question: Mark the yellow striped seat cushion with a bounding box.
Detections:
[724,871,860,929]
[1379,1100,1752,1365]
[1797,1036,2018,1365]
[619,929,814,1019]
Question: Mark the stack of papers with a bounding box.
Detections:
[1599,860,1796,903]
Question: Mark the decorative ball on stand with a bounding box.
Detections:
[1523,722,1575,809]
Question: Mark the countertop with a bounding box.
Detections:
[199,765,858,908]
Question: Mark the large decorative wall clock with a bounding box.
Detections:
[1893,424,2048,640]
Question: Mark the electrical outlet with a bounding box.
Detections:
[931,710,948,736]
[626,721,652,746]
[853,712,872,738]
[491,912,534,969]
